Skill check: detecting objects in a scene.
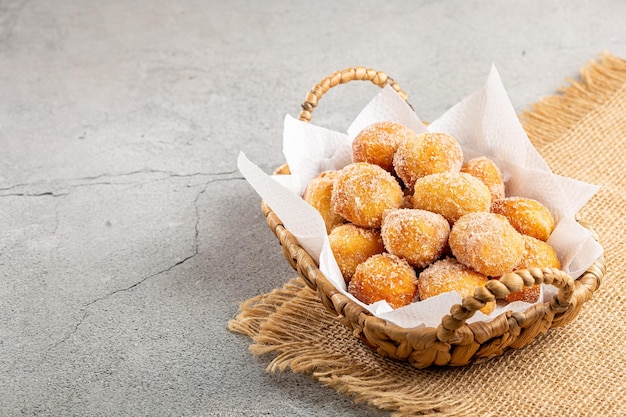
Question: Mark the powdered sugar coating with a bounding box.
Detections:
[412,172,492,224]
[352,121,418,173]
[381,208,450,268]
[418,257,495,314]
[328,223,385,283]
[393,132,464,190]
[491,197,556,241]
[331,162,404,228]
[449,212,524,277]
[348,253,418,309]
[460,156,506,202]
[517,234,561,270]
[302,170,345,233]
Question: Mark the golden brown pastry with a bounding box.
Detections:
[348,253,418,309]
[491,197,556,241]
[328,223,385,283]
[460,156,506,202]
[418,257,495,314]
[393,132,464,190]
[503,234,561,303]
[516,234,561,271]
[449,212,525,277]
[381,208,450,268]
[352,121,418,173]
[331,162,404,228]
[302,170,345,233]
[411,172,492,224]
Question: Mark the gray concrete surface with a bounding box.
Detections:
[1,1,624,416]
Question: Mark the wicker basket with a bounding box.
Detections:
[261,67,606,368]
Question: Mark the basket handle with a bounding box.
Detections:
[298,67,410,122]
[437,267,576,343]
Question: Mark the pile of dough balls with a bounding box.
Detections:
[302,121,560,312]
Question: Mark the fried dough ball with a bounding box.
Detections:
[328,224,385,283]
[352,121,418,173]
[517,235,561,271]
[348,253,418,309]
[393,132,464,190]
[460,156,506,202]
[411,172,492,224]
[381,209,450,268]
[491,197,556,241]
[331,162,404,228]
[503,235,561,303]
[449,212,525,277]
[418,258,495,315]
[302,170,345,234]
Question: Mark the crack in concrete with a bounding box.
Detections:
[0,191,69,198]
[48,310,89,351]
[85,251,200,309]
[44,177,218,351]
[0,168,240,196]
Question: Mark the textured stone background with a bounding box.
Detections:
[1,1,625,416]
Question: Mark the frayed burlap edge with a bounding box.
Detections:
[521,51,626,147]
[229,277,478,417]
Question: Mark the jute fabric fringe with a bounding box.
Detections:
[229,52,626,416]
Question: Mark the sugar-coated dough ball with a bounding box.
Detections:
[491,197,556,241]
[348,253,418,309]
[460,156,506,202]
[418,257,495,315]
[516,235,561,271]
[393,132,464,190]
[328,224,385,283]
[331,162,404,228]
[381,209,450,268]
[504,235,561,303]
[449,212,525,277]
[302,170,345,233]
[352,121,418,173]
[411,172,492,224]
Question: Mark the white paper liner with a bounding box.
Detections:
[238,65,603,329]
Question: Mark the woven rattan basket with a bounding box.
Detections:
[261,67,606,368]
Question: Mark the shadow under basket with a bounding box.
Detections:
[261,67,606,368]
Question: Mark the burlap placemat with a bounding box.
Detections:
[229,52,626,417]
